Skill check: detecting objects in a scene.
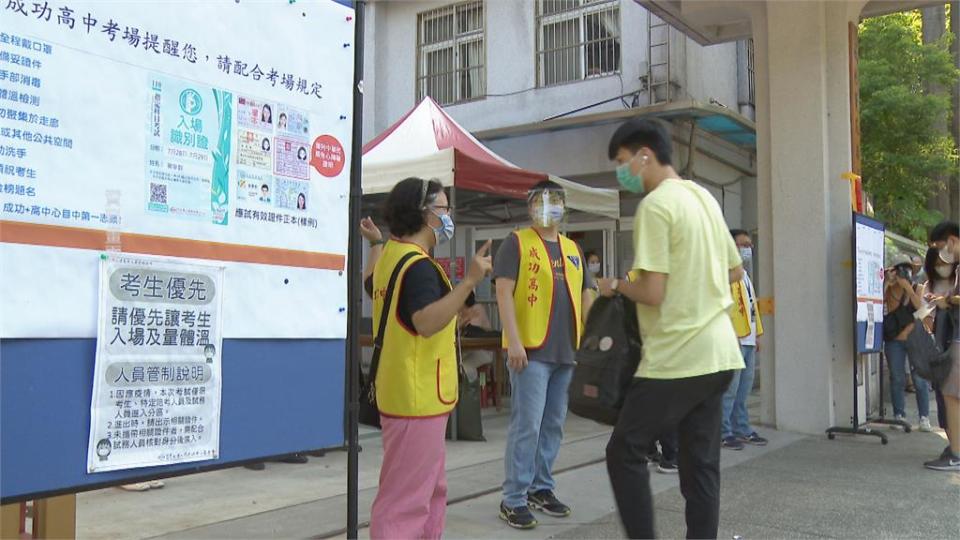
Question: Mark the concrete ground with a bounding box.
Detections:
[74,393,959,540]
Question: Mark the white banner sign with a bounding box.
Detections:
[88,253,224,472]
[1,0,353,338]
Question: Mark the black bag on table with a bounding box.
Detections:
[359,252,418,429]
[568,294,642,426]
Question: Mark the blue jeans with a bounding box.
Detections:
[884,340,930,418]
[502,360,573,508]
[721,344,756,439]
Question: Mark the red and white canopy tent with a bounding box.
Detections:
[361,97,620,221]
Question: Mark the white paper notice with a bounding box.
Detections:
[87,254,224,472]
[864,303,875,351]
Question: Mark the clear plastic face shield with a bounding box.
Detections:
[528,188,566,228]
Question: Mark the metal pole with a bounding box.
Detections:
[346,1,366,538]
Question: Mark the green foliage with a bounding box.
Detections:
[859,9,959,241]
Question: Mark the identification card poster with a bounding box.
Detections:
[0,0,354,338]
[88,253,224,472]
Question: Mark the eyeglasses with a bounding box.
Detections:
[429,205,454,215]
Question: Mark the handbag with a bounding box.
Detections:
[359,252,418,428]
[904,317,953,385]
[568,294,642,426]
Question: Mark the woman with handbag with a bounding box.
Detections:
[924,222,960,471]
[882,254,931,431]
[366,177,492,539]
[920,247,957,431]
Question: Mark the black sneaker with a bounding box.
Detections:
[243,462,265,471]
[278,454,308,464]
[500,502,538,529]
[656,460,679,474]
[527,489,571,517]
[722,436,744,450]
[923,452,960,472]
[738,432,768,446]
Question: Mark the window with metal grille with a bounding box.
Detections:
[536,0,621,87]
[416,1,485,106]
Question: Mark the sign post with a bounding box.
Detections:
[827,212,888,443]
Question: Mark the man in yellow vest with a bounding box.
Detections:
[494,180,594,530]
[721,229,767,451]
[598,118,744,539]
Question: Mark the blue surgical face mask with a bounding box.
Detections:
[431,210,455,244]
[616,153,645,193]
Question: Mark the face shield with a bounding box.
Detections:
[527,188,566,228]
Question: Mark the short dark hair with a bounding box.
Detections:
[261,184,269,190]
[383,177,443,238]
[607,118,673,165]
[585,250,599,261]
[527,179,565,202]
[730,229,749,240]
[929,220,959,243]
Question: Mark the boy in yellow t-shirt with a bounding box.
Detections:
[597,118,744,540]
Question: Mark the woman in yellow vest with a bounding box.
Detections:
[367,177,491,540]
[494,181,594,529]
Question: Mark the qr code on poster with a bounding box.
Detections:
[150,183,167,204]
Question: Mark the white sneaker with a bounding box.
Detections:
[919,417,933,432]
[148,479,165,489]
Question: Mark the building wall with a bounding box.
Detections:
[361,0,752,225]
[364,0,740,139]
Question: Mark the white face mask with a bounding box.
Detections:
[936,265,955,279]
[738,247,753,275]
[941,246,958,264]
[588,262,601,275]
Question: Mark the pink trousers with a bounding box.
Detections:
[370,414,449,540]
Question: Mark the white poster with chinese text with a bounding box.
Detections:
[1,0,354,339]
[87,253,224,472]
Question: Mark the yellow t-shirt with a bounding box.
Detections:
[632,178,745,379]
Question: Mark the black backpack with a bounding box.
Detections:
[568,295,642,426]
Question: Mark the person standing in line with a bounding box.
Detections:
[721,229,768,451]
[598,118,744,539]
[882,254,932,431]
[495,180,594,530]
[368,177,492,539]
[920,246,956,431]
[924,221,960,472]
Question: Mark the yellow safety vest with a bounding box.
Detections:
[504,228,584,350]
[730,279,764,339]
[372,240,458,418]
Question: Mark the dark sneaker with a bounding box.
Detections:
[500,502,538,529]
[243,462,265,471]
[656,460,679,474]
[738,432,768,446]
[527,489,571,517]
[722,436,744,450]
[923,453,960,472]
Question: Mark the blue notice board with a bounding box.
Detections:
[0,339,345,503]
[853,213,885,354]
